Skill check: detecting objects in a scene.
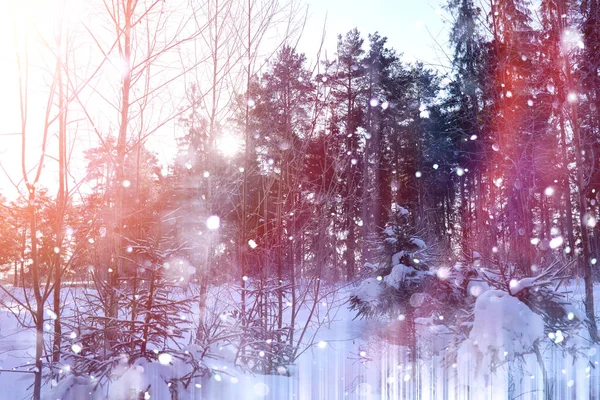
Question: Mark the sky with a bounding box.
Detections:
[299,0,451,69]
[0,0,451,201]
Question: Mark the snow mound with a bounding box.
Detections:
[457,290,544,390]
[470,290,544,356]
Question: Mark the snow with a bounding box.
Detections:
[383,263,423,287]
[562,302,586,322]
[1,279,600,399]
[41,376,102,400]
[353,278,383,303]
[410,237,426,249]
[509,277,550,295]
[363,261,380,271]
[384,237,398,244]
[457,289,545,390]
[472,289,544,356]
[391,250,406,266]
[383,227,395,236]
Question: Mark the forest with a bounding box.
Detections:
[1,0,600,399]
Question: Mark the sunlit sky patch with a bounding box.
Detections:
[0,0,448,200]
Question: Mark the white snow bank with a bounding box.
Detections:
[469,290,544,356]
[457,290,544,391]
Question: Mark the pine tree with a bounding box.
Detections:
[330,29,367,281]
[349,208,466,340]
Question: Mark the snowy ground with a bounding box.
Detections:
[1,280,600,399]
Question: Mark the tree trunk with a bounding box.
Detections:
[565,66,598,341]
[29,191,44,400]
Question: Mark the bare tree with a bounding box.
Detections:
[76,0,209,345]
[5,4,85,396]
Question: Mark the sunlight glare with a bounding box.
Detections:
[216,133,241,158]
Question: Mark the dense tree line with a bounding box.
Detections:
[3,0,600,397]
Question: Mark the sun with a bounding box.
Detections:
[216,133,241,158]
